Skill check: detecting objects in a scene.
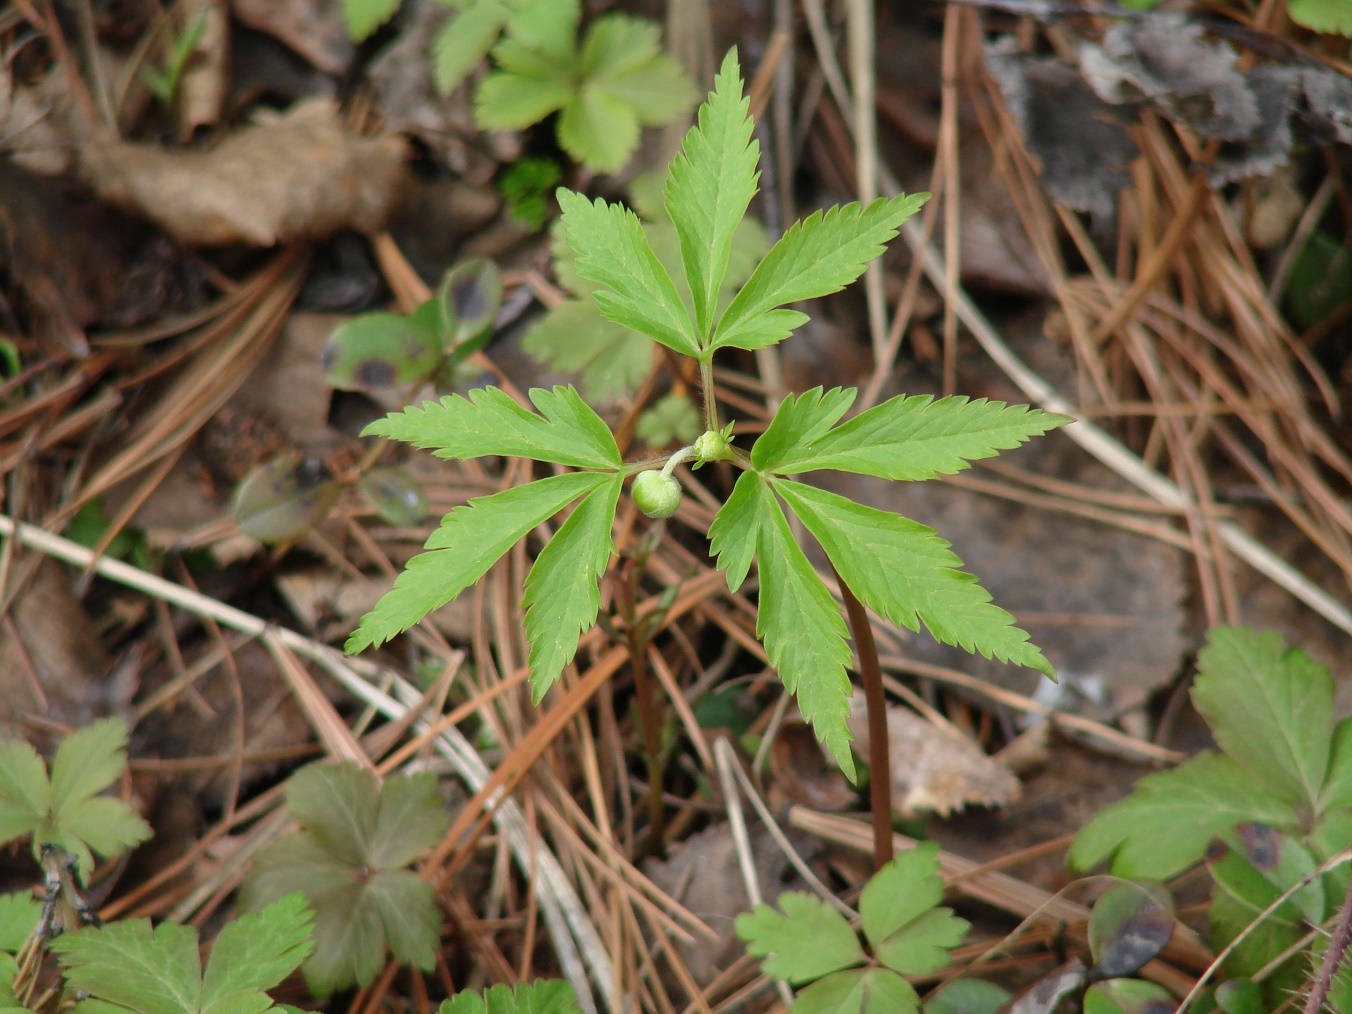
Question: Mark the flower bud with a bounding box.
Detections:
[631,470,681,519]
[693,428,730,464]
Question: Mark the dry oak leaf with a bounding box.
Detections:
[848,698,1020,817]
[77,99,408,246]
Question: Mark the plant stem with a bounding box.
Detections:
[1305,875,1352,1013]
[629,635,666,858]
[699,358,719,433]
[834,566,893,871]
[619,562,667,858]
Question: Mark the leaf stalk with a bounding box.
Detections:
[833,566,893,871]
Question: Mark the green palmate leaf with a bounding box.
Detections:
[558,88,638,176]
[1191,626,1333,810]
[503,0,578,58]
[664,50,760,338]
[342,0,400,41]
[347,471,609,652]
[1319,718,1352,812]
[580,15,695,124]
[240,763,450,997]
[635,393,701,447]
[749,388,856,471]
[774,479,1054,677]
[49,894,313,1014]
[793,968,919,1014]
[367,385,620,470]
[441,981,581,1014]
[475,65,573,128]
[0,892,39,952]
[735,893,864,985]
[433,0,511,95]
[713,194,929,352]
[556,190,698,357]
[1288,0,1352,34]
[1068,752,1300,880]
[0,718,151,882]
[522,475,622,701]
[707,470,765,593]
[52,919,201,1014]
[521,301,652,403]
[199,895,315,1008]
[754,390,1068,480]
[751,478,856,777]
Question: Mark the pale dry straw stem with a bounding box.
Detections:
[845,0,888,365]
[938,5,963,396]
[714,738,795,1009]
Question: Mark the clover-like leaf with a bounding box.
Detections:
[440,980,581,1014]
[50,893,313,1014]
[793,968,918,1014]
[239,762,450,997]
[735,893,865,985]
[0,718,150,883]
[859,844,968,978]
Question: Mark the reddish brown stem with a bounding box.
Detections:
[1305,874,1352,1014]
[834,567,893,871]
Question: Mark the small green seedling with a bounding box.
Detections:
[0,718,151,885]
[239,761,450,996]
[736,843,969,1013]
[474,0,696,173]
[140,12,208,105]
[1070,626,1352,1005]
[499,157,563,230]
[347,51,1062,780]
[48,893,314,1014]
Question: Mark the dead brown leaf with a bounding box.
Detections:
[231,0,353,75]
[643,822,819,986]
[77,99,409,246]
[847,698,1020,817]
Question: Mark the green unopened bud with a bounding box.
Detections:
[632,470,681,519]
[693,428,730,464]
